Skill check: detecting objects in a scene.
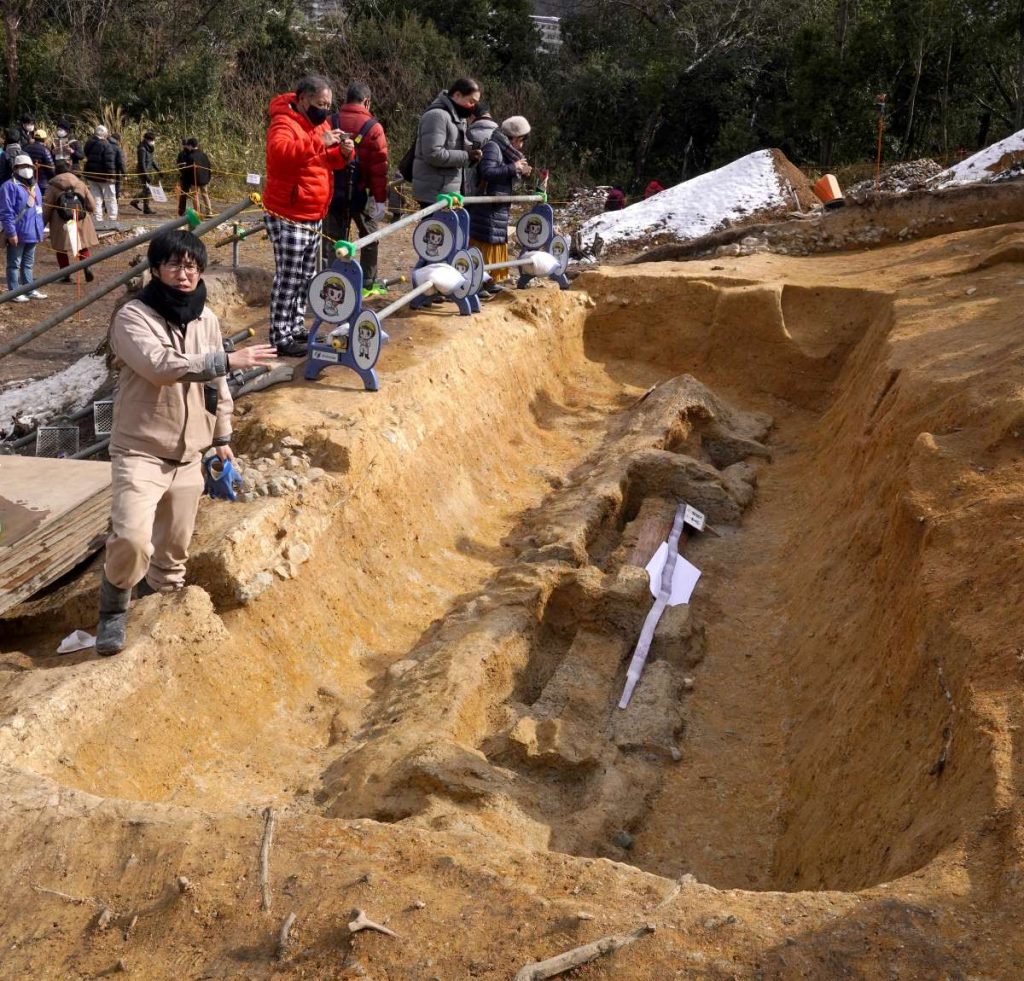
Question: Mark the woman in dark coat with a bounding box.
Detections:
[467,116,532,290]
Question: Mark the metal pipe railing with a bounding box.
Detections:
[376,281,435,321]
[215,219,267,248]
[0,198,254,361]
[337,200,448,258]
[484,256,538,272]
[0,213,192,305]
[4,402,94,449]
[71,437,110,460]
[457,195,544,206]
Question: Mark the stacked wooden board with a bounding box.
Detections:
[0,456,111,616]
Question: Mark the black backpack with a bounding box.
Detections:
[397,139,415,182]
[331,115,378,209]
[55,187,87,222]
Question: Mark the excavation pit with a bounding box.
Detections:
[2,228,1022,976]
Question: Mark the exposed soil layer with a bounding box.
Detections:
[1,221,1023,978]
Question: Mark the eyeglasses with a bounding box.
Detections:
[163,261,201,275]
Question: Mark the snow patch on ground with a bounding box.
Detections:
[933,128,1024,187]
[0,355,108,438]
[580,149,792,250]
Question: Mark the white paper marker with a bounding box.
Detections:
[619,504,702,709]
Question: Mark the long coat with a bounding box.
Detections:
[467,132,523,244]
[412,91,470,203]
[43,172,99,254]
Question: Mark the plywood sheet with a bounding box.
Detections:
[0,456,112,614]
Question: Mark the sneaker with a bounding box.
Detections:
[27,289,47,300]
[12,294,29,303]
[275,339,308,358]
[129,200,142,212]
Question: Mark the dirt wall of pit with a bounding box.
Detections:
[1,227,1023,977]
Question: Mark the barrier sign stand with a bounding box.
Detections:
[409,210,475,316]
[303,256,389,390]
[513,204,571,291]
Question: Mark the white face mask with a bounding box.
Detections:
[16,167,34,180]
[56,129,68,138]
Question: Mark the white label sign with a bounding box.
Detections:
[246,173,262,186]
[311,348,339,363]
[683,504,706,531]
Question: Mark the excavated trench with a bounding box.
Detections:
[2,264,999,900]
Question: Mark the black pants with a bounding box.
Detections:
[322,200,378,285]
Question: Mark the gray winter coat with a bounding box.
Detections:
[464,117,499,197]
[412,91,470,203]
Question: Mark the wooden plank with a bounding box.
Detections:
[0,496,111,576]
[0,456,111,550]
[0,457,112,615]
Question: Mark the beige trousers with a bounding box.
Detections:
[104,451,204,591]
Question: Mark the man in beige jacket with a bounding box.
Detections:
[97,229,276,655]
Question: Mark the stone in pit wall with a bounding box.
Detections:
[610,659,685,752]
[187,478,333,607]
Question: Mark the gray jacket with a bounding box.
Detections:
[412,91,470,203]
[464,117,499,197]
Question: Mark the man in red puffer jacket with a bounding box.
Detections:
[264,75,354,356]
[322,80,389,288]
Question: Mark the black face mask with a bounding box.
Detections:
[452,101,475,119]
[306,105,331,126]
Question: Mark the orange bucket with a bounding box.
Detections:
[813,174,845,209]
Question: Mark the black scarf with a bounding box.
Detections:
[141,277,207,331]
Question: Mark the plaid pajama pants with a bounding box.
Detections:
[266,213,322,346]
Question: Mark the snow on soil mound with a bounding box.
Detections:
[932,128,1024,187]
[0,354,108,438]
[580,149,799,251]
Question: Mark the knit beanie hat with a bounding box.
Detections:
[501,116,531,138]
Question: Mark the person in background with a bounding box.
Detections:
[644,179,665,198]
[95,230,277,655]
[604,186,626,210]
[17,114,36,148]
[0,154,47,301]
[412,77,483,208]
[25,129,55,194]
[323,81,389,287]
[110,133,128,201]
[467,115,532,294]
[52,119,83,172]
[264,75,354,356]
[177,137,213,216]
[43,160,98,283]
[464,101,498,197]
[0,128,22,184]
[130,130,160,214]
[83,124,119,222]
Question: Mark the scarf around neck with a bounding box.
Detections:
[141,277,207,330]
